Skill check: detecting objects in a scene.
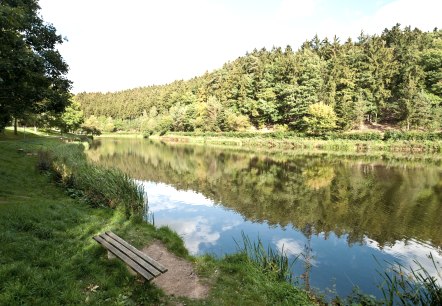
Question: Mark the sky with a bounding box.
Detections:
[38,0,442,93]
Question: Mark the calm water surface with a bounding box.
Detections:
[87,138,442,299]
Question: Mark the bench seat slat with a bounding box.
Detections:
[93,235,154,280]
[106,231,168,273]
[99,233,161,277]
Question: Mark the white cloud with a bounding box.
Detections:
[275,237,304,256]
[221,220,242,231]
[274,237,319,266]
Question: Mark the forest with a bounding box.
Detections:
[74,25,442,135]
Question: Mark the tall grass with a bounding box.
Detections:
[234,232,442,305]
[377,253,442,306]
[235,232,297,283]
[38,143,146,218]
[166,131,442,153]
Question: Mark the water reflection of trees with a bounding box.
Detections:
[87,139,442,247]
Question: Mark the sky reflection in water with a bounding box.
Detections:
[87,139,442,299]
[141,180,442,298]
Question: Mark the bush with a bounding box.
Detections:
[169,131,306,139]
[324,132,384,141]
[81,126,101,136]
[303,103,338,135]
[384,131,442,141]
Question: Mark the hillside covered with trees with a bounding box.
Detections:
[76,25,442,135]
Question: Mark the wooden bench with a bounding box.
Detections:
[93,231,167,281]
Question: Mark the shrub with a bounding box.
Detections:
[324,132,384,141]
[303,103,338,135]
[384,131,442,141]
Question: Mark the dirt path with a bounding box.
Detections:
[142,241,210,299]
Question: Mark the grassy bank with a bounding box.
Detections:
[154,131,442,154]
[98,132,144,138]
[0,131,314,305]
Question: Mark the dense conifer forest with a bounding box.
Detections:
[75,25,442,135]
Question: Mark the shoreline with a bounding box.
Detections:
[146,133,442,162]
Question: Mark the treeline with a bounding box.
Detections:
[75,25,442,134]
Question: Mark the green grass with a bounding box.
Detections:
[97,132,143,138]
[39,142,145,218]
[0,130,316,305]
[195,254,315,306]
[235,232,296,283]
[159,132,442,154]
[0,132,172,304]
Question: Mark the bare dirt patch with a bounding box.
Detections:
[141,241,210,299]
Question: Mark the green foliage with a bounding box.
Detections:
[81,115,102,135]
[200,253,314,305]
[157,115,173,134]
[100,116,116,133]
[303,102,337,135]
[0,134,316,305]
[38,143,145,218]
[170,131,306,139]
[223,110,251,131]
[60,100,84,132]
[74,26,442,135]
[383,131,442,141]
[0,0,71,132]
[325,131,384,141]
[235,232,296,283]
[0,136,163,305]
[287,47,325,129]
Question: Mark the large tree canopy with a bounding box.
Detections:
[0,0,71,132]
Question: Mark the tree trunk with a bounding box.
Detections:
[14,118,18,135]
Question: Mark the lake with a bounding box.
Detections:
[87,138,442,299]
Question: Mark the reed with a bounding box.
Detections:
[235,232,297,283]
[377,253,442,306]
[38,143,146,218]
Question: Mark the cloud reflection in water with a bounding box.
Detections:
[140,181,241,254]
[139,180,442,297]
[365,237,442,285]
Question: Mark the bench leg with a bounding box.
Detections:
[107,250,116,259]
[126,266,138,276]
